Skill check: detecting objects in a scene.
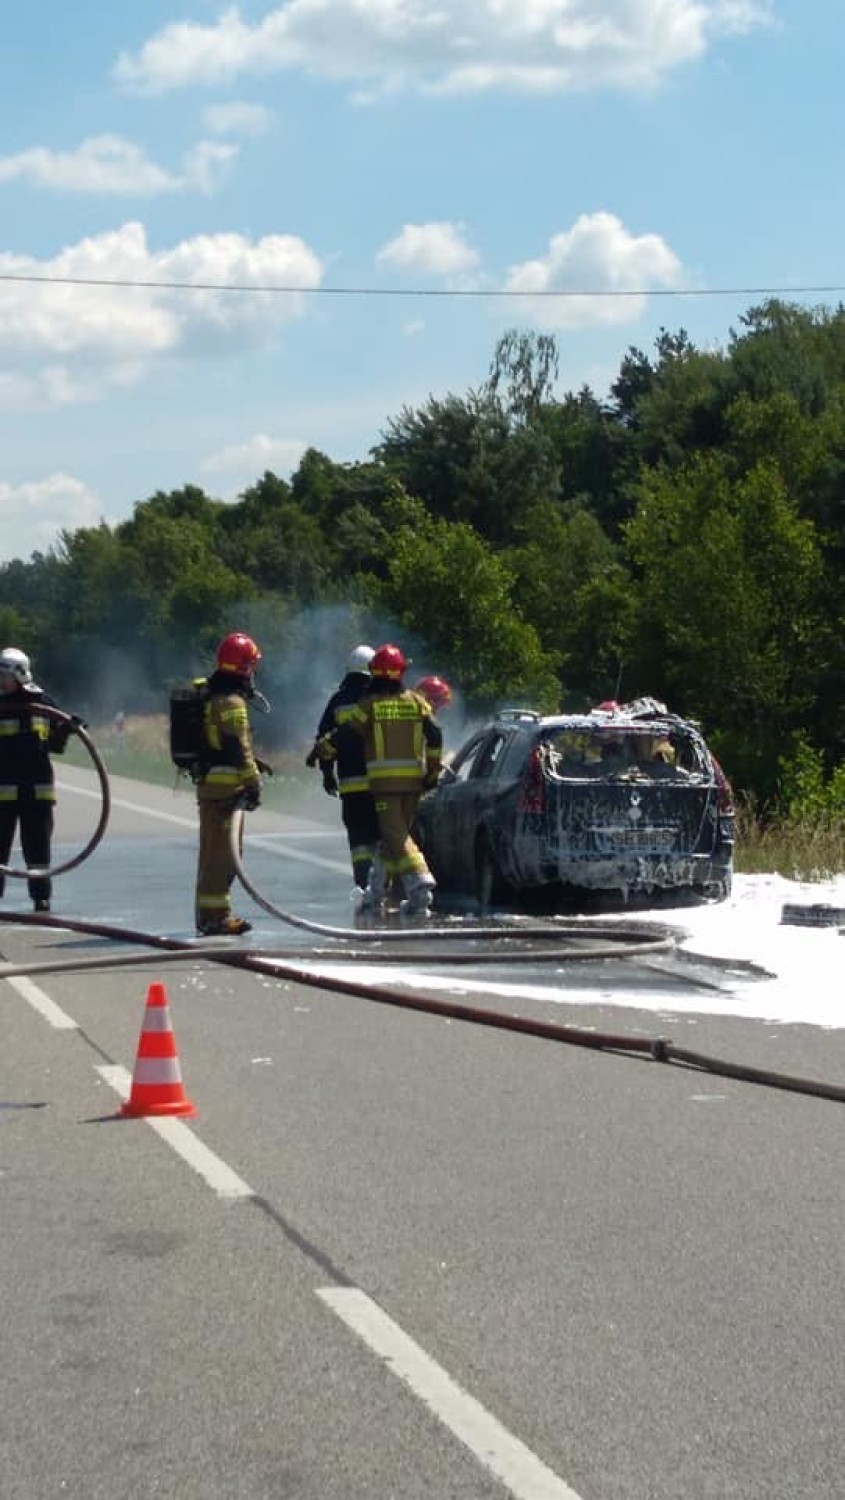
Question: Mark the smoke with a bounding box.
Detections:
[34,597,488,760]
[235,601,463,752]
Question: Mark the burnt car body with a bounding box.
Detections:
[413,699,735,908]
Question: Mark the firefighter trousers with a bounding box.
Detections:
[0,793,54,905]
[340,790,380,889]
[195,798,243,930]
[373,793,430,885]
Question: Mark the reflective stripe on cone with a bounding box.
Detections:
[120,981,197,1119]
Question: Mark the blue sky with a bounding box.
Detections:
[0,0,840,561]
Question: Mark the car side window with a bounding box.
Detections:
[497,732,533,777]
[474,732,509,779]
[451,736,487,782]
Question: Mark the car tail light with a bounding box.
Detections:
[712,757,734,815]
[518,746,545,813]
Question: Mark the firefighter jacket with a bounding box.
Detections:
[0,685,68,804]
[343,683,442,795]
[313,671,372,796]
[196,671,261,804]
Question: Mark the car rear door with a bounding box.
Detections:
[429,728,515,889]
[548,727,720,865]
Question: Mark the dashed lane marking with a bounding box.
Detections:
[96,1064,254,1200]
[318,1287,584,1500]
[7,968,584,1500]
[4,974,78,1030]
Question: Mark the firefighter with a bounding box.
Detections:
[341,644,442,915]
[0,646,76,913]
[413,676,453,716]
[194,632,264,937]
[306,644,380,897]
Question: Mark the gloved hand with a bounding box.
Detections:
[322,767,339,797]
[242,784,261,811]
[255,756,275,777]
[305,746,319,769]
[422,771,440,791]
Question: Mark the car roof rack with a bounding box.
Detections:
[495,708,542,723]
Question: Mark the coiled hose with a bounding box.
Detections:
[0,703,110,880]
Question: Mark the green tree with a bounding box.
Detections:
[375,390,559,546]
[484,328,559,425]
[373,499,560,708]
[625,452,824,793]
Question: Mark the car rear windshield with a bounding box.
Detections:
[540,725,707,778]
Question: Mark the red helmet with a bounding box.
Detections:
[415,675,452,711]
[216,632,262,674]
[370,643,408,680]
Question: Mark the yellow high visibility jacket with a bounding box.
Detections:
[346,685,442,795]
[196,688,261,804]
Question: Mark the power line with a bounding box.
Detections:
[0,271,843,299]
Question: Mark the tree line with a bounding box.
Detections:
[2,298,843,808]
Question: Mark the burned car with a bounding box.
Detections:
[413,698,735,908]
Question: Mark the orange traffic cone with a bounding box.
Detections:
[120,981,197,1119]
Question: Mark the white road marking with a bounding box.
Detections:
[250,833,349,874]
[4,974,78,1029]
[55,778,349,873]
[317,1287,583,1500]
[6,962,585,1499]
[96,1064,254,1199]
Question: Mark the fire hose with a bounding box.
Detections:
[0,781,843,1103]
[0,703,111,880]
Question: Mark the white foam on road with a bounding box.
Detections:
[276,870,845,1029]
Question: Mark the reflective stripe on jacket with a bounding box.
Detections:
[346,687,442,794]
[196,689,260,803]
[0,687,61,793]
[312,672,372,796]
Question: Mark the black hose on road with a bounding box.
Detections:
[3,909,845,1105]
[1,793,842,1104]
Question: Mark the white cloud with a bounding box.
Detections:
[114,0,773,97]
[376,222,479,278]
[0,474,104,563]
[201,100,273,136]
[503,211,686,328]
[0,221,323,407]
[201,432,307,493]
[0,134,237,196]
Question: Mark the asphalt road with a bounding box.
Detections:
[2,765,845,1500]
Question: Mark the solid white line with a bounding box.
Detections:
[249,833,347,874]
[96,1064,255,1200]
[55,778,350,873]
[3,974,78,1029]
[316,1287,584,1500]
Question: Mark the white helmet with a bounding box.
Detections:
[346,644,375,674]
[0,647,32,685]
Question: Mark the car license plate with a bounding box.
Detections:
[592,827,676,852]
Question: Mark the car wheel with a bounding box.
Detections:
[475,832,507,909]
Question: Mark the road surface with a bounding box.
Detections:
[2,766,844,1499]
